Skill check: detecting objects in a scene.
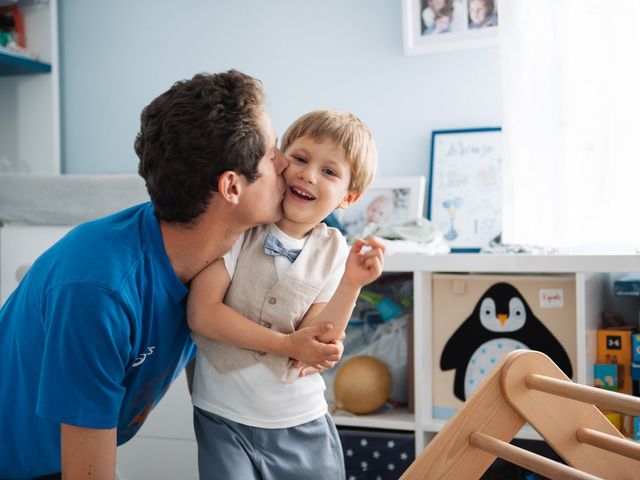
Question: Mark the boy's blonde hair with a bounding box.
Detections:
[281,109,378,195]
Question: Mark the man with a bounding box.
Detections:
[0,70,341,479]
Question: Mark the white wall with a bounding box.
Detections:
[59,0,501,184]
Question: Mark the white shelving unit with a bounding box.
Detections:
[333,407,416,431]
[0,0,60,174]
[338,253,640,456]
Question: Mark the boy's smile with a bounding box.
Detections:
[288,185,316,201]
[277,135,358,238]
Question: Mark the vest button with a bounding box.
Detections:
[268,297,277,305]
[264,322,272,329]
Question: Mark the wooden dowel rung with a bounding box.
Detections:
[469,432,602,480]
[576,427,640,461]
[525,374,640,417]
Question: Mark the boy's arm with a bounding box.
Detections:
[187,258,341,367]
[298,237,385,343]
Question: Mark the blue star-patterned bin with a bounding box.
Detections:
[338,428,415,480]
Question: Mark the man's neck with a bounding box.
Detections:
[159,207,246,284]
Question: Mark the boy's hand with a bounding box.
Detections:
[294,336,346,376]
[282,323,342,368]
[344,236,386,288]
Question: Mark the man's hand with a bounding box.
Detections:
[282,323,342,369]
[344,236,385,288]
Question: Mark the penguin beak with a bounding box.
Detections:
[497,313,508,326]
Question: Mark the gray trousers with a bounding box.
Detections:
[193,407,345,480]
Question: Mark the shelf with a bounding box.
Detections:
[0,0,49,6]
[422,419,542,441]
[332,407,416,431]
[384,252,640,273]
[0,49,51,75]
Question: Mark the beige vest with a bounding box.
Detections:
[193,223,347,382]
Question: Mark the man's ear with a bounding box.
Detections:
[337,191,361,209]
[217,171,242,205]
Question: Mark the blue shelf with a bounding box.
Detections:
[0,49,51,76]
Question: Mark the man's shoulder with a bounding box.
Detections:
[38,203,155,292]
[60,203,150,256]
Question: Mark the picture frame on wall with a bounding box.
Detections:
[334,176,426,237]
[401,0,499,55]
[427,128,502,252]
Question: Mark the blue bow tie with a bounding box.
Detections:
[264,233,302,263]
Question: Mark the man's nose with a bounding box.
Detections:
[276,150,289,174]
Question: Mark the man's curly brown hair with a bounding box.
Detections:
[136,70,266,224]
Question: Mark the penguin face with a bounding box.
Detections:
[479,296,526,332]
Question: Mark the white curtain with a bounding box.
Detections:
[499,0,640,249]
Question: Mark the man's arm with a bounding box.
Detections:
[38,283,132,480]
[61,424,116,480]
[187,258,341,367]
[298,237,385,343]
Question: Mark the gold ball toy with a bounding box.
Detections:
[334,355,392,414]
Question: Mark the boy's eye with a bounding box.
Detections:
[293,156,307,164]
[323,168,337,177]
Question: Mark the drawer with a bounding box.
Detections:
[0,224,71,305]
[339,427,415,479]
[432,273,577,419]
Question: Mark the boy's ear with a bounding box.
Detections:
[217,171,242,205]
[337,191,361,209]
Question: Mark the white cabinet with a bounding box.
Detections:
[0,0,60,174]
[0,223,69,304]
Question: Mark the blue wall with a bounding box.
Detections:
[59,0,501,182]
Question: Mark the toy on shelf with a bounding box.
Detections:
[597,327,635,394]
[632,333,640,390]
[0,5,37,60]
[359,290,403,322]
[594,363,618,391]
[334,355,392,415]
[350,273,413,329]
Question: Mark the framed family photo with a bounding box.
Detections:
[335,176,426,236]
[402,0,499,55]
[427,128,502,252]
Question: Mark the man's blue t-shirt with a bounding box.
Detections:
[0,203,195,479]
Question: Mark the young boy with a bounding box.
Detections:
[187,109,383,479]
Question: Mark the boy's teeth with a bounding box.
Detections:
[292,187,315,200]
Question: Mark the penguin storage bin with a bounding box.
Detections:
[432,273,577,419]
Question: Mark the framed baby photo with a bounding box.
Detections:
[402,0,499,55]
[334,176,426,237]
[427,128,502,252]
